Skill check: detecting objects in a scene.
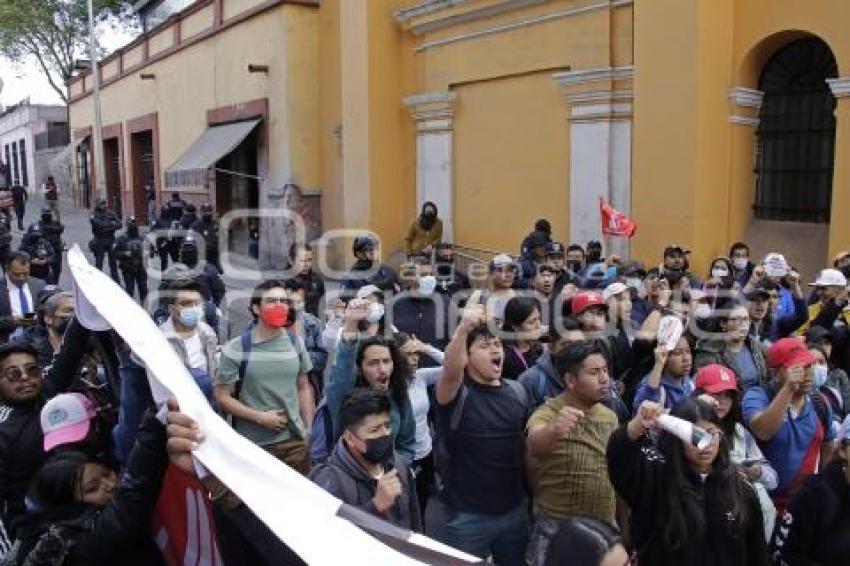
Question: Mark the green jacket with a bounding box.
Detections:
[694,336,768,389]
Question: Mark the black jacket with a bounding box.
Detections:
[342,260,400,293]
[770,459,850,565]
[113,233,146,271]
[292,272,325,318]
[189,218,220,255]
[12,414,168,566]
[0,319,91,538]
[89,209,122,240]
[606,426,768,566]
[18,235,55,280]
[389,295,449,356]
[310,439,422,532]
[39,220,64,252]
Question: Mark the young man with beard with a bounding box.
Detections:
[288,243,325,318]
[310,388,421,530]
[435,291,530,565]
[214,280,315,474]
[434,242,470,295]
[525,342,619,565]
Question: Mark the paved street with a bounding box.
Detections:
[14,195,261,340]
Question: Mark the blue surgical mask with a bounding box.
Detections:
[418,275,437,296]
[813,364,829,389]
[178,306,204,328]
[367,303,385,324]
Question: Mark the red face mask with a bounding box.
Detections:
[260,303,290,329]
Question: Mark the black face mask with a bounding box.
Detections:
[202,215,213,222]
[840,265,850,279]
[587,251,602,263]
[566,260,583,273]
[361,434,394,465]
[41,214,51,222]
[55,316,71,335]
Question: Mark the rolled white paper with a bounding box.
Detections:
[657,414,711,450]
[657,315,684,352]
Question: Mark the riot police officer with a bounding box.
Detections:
[190,203,222,273]
[19,223,55,281]
[89,197,122,282]
[114,216,148,302]
[39,206,65,284]
[341,236,401,293]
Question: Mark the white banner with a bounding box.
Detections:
[68,245,477,565]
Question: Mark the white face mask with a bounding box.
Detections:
[813,364,829,388]
[711,268,729,279]
[732,257,748,271]
[418,275,437,296]
[693,303,712,320]
[367,303,385,324]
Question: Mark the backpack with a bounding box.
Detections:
[309,399,336,466]
[433,379,528,495]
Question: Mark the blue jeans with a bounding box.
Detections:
[441,500,529,566]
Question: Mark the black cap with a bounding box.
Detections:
[663,244,691,257]
[435,242,453,250]
[621,260,647,277]
[526,231,548,249]
[353,236,377,253]
[545,242,565,256]
[587,240,602,250]
[0,342,39,362]
[95,197,108,207]
[41,207,52,215]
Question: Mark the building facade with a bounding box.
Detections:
[0,102,69,195]
[67,0,850,277]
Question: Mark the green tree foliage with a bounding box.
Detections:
[0,0,134,102]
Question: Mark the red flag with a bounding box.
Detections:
[600,198,636,237]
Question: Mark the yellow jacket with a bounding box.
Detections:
[404,218,443,255]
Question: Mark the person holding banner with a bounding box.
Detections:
[607,398,768,565]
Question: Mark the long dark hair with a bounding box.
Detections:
[656,398,753,551]
[28,451,93,508]
[501,296,541,346]
[355,336,411,405]
[418,201,438,231]
[544,517,622,566]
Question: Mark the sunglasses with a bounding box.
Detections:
[1,364,43,383]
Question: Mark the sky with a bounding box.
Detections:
[0,25,137,108]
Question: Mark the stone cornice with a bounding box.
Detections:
[553,65,634,88]
[729,115,760,127]
[827,77,850,98]
[395,0,546,36]
[404,91,457,132]
[728,87,764,109]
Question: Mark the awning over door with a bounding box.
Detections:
[164,118,261,188]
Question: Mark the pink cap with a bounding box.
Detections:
[40,393,95,452]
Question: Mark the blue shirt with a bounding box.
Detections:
[742,386,835,494]
[734,346,760,390]
[633,374,694,411]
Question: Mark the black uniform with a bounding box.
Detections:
[89,205,122,282]
[114,223,148,302]
[19,226,56,282]
[10,185,27,230]
[39,212,64,285]
[190,215,222,273]
[163,194,187,223]
[150,208,172,271]
[0,220,11,270]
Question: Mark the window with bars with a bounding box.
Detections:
[754,37,838,223]
[19,138,27,187]
[11,141,19,185]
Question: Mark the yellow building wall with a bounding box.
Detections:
[453,71,569,253]
[69,4,320,210]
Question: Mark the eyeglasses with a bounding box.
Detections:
[1,364,42,383]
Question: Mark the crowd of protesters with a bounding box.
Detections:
[0,197,849,566]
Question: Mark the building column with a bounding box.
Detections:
[404,91,457,243]
[726,86,763,242]
[827,77,850,260]
[553,66,633,258]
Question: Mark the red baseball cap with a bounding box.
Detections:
[767,337,817,369]
[572,291,607,315]
[695,364,738,394]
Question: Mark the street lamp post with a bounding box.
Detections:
[87,0,107,204]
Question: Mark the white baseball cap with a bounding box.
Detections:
[809,268,848,288]
[355,284,382,300]
[40,393,96,452]
[603,282,628,301]
[763,253,789,277]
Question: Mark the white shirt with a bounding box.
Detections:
[6,276,33,317]
[183,333,207,372]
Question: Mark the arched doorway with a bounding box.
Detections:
[754,37,838,222]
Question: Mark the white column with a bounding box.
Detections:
[404,91,457,243]
[553,66,633,258]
